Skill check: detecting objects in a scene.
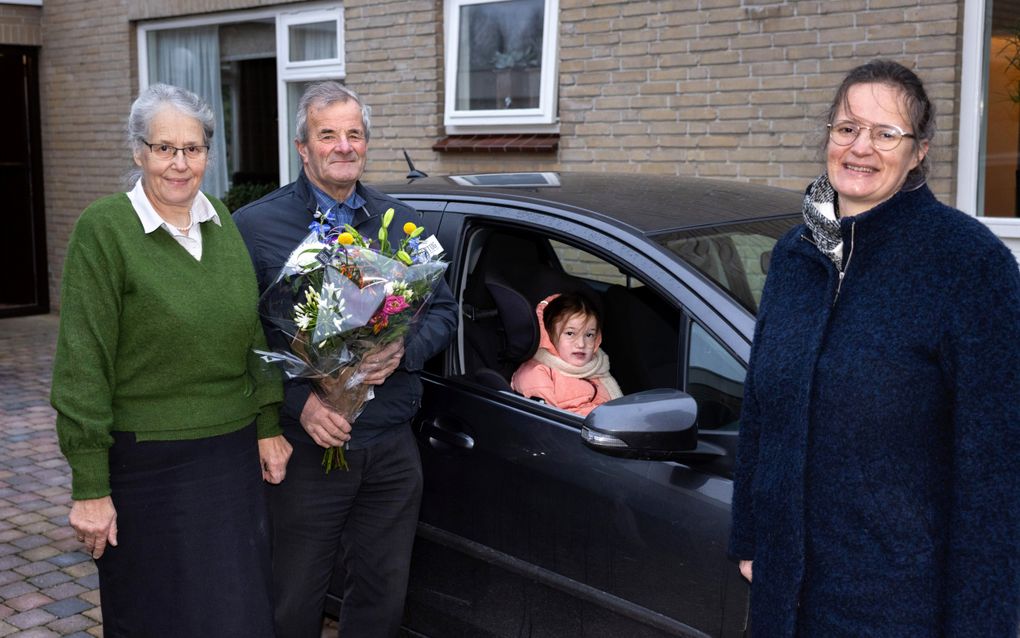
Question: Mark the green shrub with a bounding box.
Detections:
[223,181,279,212]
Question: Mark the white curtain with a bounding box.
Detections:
[151,26,228,198]
[290,21,336,62]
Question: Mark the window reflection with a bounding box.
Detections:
[456,0,544,111]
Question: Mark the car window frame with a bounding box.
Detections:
[433,201,754,418]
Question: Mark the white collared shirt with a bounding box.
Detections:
[126,178,221,261]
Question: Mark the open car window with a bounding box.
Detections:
[456,223,682,403]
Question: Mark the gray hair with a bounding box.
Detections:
[294,81,371,144]
[126,83,215,152]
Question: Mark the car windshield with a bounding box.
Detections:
[652,217,799,315]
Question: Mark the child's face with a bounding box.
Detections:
[551,312,599,366]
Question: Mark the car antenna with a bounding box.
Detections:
[403,149,428,179]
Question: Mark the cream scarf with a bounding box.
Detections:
[533,348,624,400]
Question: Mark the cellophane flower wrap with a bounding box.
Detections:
[256,206,447,471]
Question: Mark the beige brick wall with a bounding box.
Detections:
[407,0,960,204]
[344,0,444,180]
[41,0,133,307]
[38,0,967,306]
[0,4,42,46]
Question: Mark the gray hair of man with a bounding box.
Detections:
[294,81,372,144]
[126,83,216,153]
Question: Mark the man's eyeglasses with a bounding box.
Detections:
[827,121,915,151]
[140,139,210,161]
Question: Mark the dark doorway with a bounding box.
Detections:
[236,57,278,183]
[0,45,47,317]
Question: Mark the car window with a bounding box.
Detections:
[550,240,631,287]
[457,224,681,398]
[651,217,798,314]
[686,322,744,431]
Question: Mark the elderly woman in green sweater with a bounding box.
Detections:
[50,83,289,637]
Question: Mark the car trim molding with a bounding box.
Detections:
[415,522,713,638]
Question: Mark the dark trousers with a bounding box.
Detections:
[268,425,423,638]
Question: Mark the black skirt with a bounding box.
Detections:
[97,422,274,638]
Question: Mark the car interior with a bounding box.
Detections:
[456,226,682,402]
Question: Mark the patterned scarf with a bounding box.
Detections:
[802,173,843,269]
[532,347,624,400]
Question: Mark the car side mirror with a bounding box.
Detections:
[581,389,704,461]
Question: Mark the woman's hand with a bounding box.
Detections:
[258,434,293,484]
[70,496,118,559]
[739,559,753,583]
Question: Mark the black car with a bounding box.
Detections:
[327,171,802,638]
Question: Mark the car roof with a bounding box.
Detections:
[378,172,803,234]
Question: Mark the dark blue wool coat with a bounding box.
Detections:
[729,185,1020,637]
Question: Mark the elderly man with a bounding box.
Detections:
[234,82,457,638]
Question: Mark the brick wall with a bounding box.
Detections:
[41,0,133,307]
[343,0,444,180]
[37,0,968,306]
[0,4,41,46]
[407,0,961,204]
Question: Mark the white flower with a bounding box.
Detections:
[295,314,312,331]
[389,280,411,298]
[321,295,345,315]
[285,241,328,271]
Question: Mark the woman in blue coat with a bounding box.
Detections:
[729,59,1020,636]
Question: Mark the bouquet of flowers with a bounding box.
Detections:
[256,206,447,471]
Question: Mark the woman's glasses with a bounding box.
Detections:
[827,121,915,151]
[140,139,209,161]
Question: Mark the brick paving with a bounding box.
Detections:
[0,313,101,637]
[0,315,342,637]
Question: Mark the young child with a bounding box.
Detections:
[511,292,623,416]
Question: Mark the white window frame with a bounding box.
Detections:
[136,2,344,187]
[443,0,560,133]
[275,6,345,183]
[957,0,1020,246]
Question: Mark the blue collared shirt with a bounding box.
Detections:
[309,182,366,229]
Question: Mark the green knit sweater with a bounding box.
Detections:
[51,193,283,500]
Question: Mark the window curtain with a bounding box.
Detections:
[290,22,336,62]
[151,26,228,198]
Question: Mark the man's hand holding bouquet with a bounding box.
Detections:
[256,206,446,471]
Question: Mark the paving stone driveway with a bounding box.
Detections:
[0,314,101,637]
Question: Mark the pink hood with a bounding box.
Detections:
[535,293,603,356]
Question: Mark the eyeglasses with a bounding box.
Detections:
[827,121,916,151]
[140,139,209,161]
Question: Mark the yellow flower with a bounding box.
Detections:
[403,222,417,235]
[337,232,354,245]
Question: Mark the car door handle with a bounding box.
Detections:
[420,419,474,450]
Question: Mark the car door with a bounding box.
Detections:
[403,203,752,638]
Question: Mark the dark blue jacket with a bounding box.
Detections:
[729,185,1020,637]
[233,171,457,449]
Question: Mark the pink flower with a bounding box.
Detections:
[382,295,410,315]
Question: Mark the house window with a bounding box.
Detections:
[137,4,344,198]
[443,0,559,132]
[979,1,1020,218]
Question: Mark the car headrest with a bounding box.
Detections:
[485,277,540,364]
